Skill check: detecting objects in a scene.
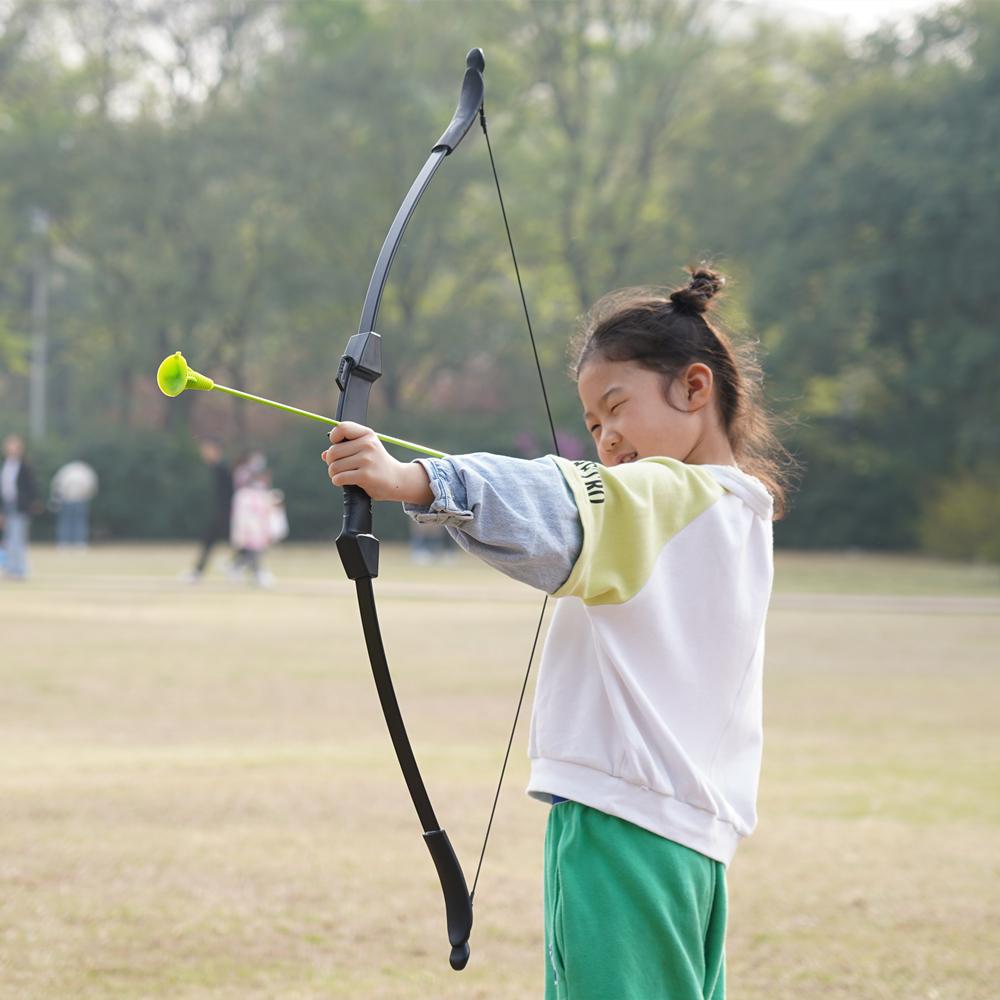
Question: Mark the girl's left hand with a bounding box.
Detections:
[321,422,433,504]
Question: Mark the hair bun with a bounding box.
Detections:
[669,266,725,315]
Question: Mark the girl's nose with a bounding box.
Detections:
[600,427,621,453]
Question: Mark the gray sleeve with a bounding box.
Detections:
[402,453,581,594]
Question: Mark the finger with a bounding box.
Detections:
[323,438,369,468]
[328,461,368,488]
[330,470,360,488]
[329,421,373,445]
[325,450,372,478]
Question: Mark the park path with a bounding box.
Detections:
[9,567,1000,616]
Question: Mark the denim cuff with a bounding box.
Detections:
[401,458,474,526]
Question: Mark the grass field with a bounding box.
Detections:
[1,544,998,999]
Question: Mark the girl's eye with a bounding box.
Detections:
[610,400,624,413]
[588,424,600,435]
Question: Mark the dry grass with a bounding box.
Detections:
[0,544,997,999]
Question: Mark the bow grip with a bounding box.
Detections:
[336,331,383,580]
[337,489,379,579]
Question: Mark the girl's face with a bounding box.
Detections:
[578,357,712,466]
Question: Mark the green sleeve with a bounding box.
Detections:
[551,457,723,606]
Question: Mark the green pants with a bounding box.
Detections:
[544,801,727,1000]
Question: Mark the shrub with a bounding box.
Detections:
[919,467,1000,562]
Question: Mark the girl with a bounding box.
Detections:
[229,465,279,587]
[321,267,788,1000]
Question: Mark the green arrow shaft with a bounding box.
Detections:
[213,384,446,459]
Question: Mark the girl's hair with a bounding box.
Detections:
[572,265,792,519]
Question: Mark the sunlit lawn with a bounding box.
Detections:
[1,544,997,999]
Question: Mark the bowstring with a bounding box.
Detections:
[470,106,562,902]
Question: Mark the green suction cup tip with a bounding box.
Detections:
[157,351,214,396]
[157,352,189,397]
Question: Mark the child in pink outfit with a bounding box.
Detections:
[230,470,283,586]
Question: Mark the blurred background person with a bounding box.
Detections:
[50,459,99,548]
[185,439,233,582]
[1,433,39,581]
[228,448,270,581]
[230,464,279,587]
[232,448,266,490]
[268,487,289,549]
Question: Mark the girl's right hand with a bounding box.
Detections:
[322,422,434,505]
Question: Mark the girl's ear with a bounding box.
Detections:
[681,363,715,411]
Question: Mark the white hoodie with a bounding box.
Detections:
[408,453,774,865]
[528,457,773,865]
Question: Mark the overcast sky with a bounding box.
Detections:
[738,0,951,33]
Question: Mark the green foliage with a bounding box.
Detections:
[773,418,922,551]
[77,432,207,541]
[919,466,1000,562]
[686,1,1000,550]
[0,0,997,554]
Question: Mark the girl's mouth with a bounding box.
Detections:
[616,452,638,465]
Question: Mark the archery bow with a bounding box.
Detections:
[333,47,559,972]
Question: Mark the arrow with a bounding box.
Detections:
[156,351,446,459]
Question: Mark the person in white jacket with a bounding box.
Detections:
[50,460,98,547]
[321,267,791,1000]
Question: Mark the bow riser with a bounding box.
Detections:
[335,332,382,578]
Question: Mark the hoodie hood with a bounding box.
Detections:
[701,464,774,521]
